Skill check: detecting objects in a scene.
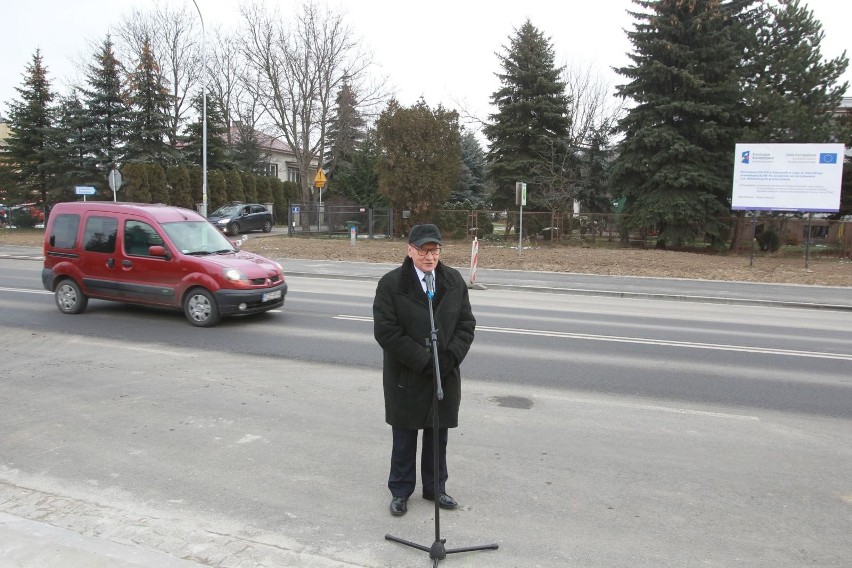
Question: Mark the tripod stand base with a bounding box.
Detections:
[385,533,498,565]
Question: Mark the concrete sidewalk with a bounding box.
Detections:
[3,331,850,568]
[0,512,204,568]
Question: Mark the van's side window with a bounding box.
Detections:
[124,220,164,257]
[49,214,80,249]
[83,216,118,253]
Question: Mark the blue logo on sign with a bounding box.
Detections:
[819,153,837,164]
[740,150,750,164]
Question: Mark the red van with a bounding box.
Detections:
[42,202,287,327]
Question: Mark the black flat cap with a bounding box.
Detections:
[408,224,442,246]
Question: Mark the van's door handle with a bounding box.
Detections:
[121,260,132,268]
[106,258,115,268]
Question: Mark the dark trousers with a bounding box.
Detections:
[389,426,448,498]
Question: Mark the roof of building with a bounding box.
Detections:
[229,123,295,155]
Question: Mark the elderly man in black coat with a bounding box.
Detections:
[373,224,476,517]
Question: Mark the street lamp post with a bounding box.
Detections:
[192,0,208,218]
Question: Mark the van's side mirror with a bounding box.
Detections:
[149,245,171,259]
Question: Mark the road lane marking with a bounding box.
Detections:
[333,315,852,362]
[0,286,51,295]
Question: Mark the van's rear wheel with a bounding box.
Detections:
[227,222,240,236]
[184,288,221,327]
[55,279,88,314]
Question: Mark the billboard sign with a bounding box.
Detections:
[731,143,844,212]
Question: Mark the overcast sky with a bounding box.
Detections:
[2,0,850,133]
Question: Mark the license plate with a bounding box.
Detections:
[262,290,282,302]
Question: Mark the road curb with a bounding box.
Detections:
[284,271,852,312]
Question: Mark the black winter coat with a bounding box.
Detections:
[373,257,476,429]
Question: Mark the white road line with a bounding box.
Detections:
[333,314,852,362]
[0,286,51,295]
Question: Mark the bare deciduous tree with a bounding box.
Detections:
[208,26,246,145]
[561,60,624,149]
[239,0,383,202]
[532,60,625,213]
[116,2,201,149]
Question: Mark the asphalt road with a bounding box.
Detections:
[1,253,851,567]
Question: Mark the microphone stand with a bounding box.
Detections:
[385,274,498,566]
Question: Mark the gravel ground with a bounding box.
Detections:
[4,229,850,287]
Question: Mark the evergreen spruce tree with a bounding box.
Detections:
[451,131,487,205]
[125,37,173,164]
[3,50,56,209]
[325,82,366,179]
[329,129,381,205]
[182,94,231,171]
[579,127,615,213]
[230,120,268,174]
[485,20,571,209]
[611,0,754,248]
[742,0,849,143]
[52,90,92,201]
[81,36,129,174]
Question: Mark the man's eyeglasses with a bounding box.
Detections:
[411,246,441,257]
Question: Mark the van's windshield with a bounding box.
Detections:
[161,221,236,255]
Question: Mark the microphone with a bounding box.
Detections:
[424,271,435,299]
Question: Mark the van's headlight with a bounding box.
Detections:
[223,268,247,281]
[217,219,228,225]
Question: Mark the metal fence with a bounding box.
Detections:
[286,204,393,238]
[281,205,852,258]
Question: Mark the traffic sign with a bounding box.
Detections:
[108,169,122,192]
[313,169,327,188]
[75,186,96,196]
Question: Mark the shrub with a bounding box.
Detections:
[757,229,781,252]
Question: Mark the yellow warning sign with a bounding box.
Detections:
[313,169,327,188]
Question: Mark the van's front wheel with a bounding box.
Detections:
[184,288,221,327]
[55,279,88,314]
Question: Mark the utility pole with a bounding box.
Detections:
[192,0,208,217]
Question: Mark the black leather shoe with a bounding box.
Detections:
[423,493,458,509]
[390,496,408,516]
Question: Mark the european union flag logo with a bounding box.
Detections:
[819,153,838,164]
[741,151,750,164]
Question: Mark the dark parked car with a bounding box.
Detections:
[208,203,273,236]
